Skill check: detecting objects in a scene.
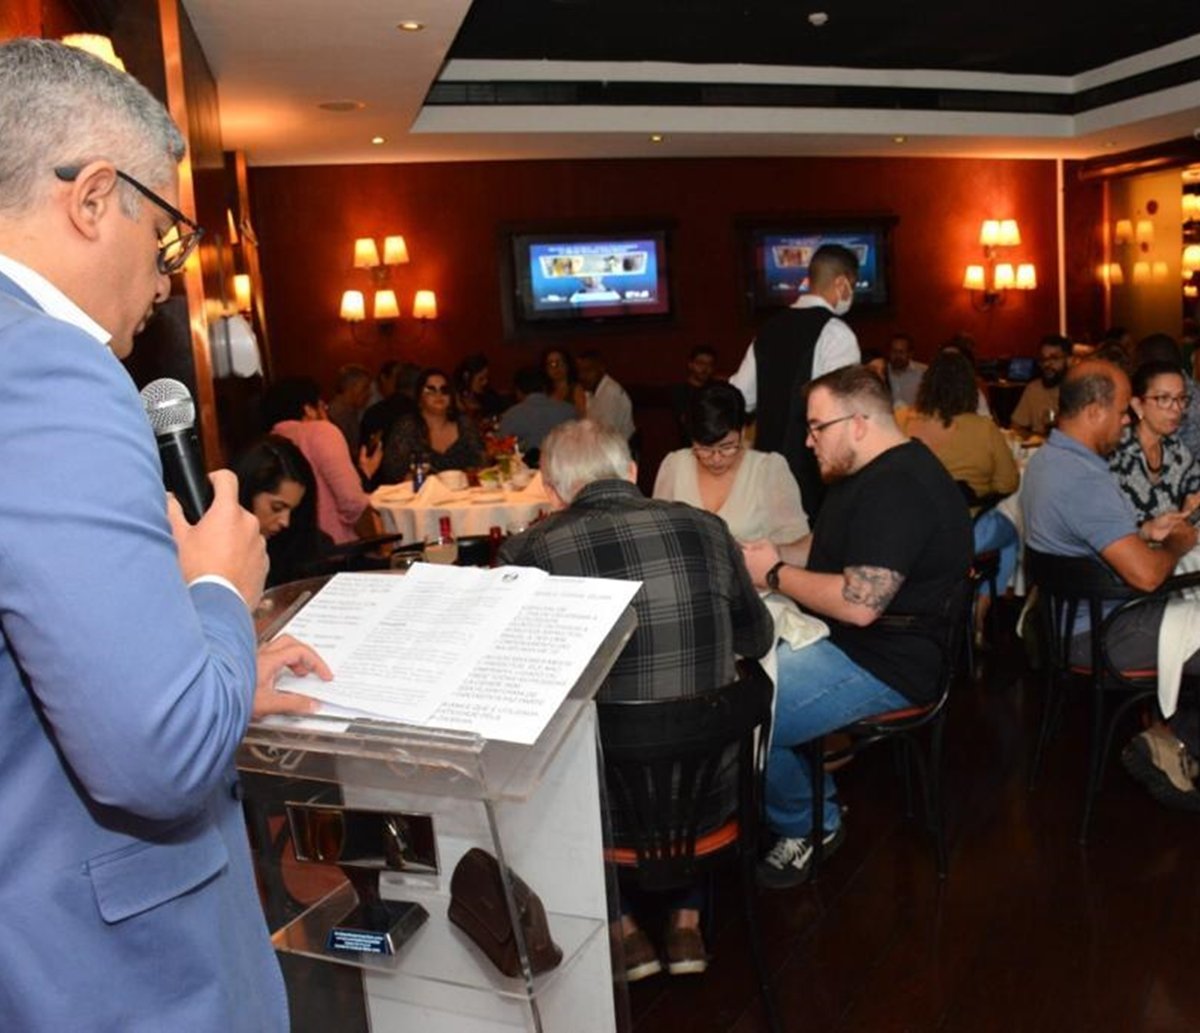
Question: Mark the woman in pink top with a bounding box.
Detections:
[263,377,382,544]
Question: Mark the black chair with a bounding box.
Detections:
[596,659,781,1033]
[1025,548,1200,842]
[805,576,973,879]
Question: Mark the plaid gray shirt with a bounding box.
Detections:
[498,480,773,702]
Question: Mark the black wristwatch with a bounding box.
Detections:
[765,560,786,591]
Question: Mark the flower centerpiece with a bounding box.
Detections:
[483,432,524,488]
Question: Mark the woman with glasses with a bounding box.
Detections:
[1110,359,1200,523]
[379,367,484,484]
[653,382,808,544]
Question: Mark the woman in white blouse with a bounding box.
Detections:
[653,381,808,544]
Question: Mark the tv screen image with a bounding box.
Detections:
[509,230,672,326]
[746,221,893,311]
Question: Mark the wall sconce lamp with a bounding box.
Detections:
[61,33,126,72]
[354,235,409,285]
[963,219,1036,310]
[340,288,437,342]
[232,273,252,314]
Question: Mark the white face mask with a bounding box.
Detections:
[832,284,853,317]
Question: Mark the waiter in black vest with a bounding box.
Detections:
[730,243,861,518]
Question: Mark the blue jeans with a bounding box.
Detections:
[766,639,908,838]
[972,509,1019,597]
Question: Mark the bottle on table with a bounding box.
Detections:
[423,514,458,565]
[412,450,430,492]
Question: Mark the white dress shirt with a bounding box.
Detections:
[728,294,860,410]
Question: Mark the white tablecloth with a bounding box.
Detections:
[371,481,553,542]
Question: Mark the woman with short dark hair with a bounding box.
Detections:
[653,381,808,543]
[378,367,485,483]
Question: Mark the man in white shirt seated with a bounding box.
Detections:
[579,349,636,443]
[886,333,926,408]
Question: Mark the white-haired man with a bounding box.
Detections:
[0,39,324,1031]
[742,366,971,888]
[499,419,772,982]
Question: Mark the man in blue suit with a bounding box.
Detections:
[0,39,326,1030]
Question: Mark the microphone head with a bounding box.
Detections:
[140,378,196,434]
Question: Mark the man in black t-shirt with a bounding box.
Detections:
[742,365,971,888]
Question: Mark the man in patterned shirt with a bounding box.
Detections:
[499,419,772,981]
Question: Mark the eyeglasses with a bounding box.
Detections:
[54,165,204,275]
[692,440,742,460]
[1143,393,1190,410]
[807,413,861,436]
[423,383,451,395]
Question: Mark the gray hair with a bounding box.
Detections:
[540,420,631,503]
[0,38,185,216]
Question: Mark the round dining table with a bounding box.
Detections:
[370,479,553,543]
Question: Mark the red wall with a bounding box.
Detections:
[250,155,1062,392]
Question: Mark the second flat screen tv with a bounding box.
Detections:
[746,219,895,311]
[509,229,672,327]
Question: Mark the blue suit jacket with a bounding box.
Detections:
[0,274,286,1031]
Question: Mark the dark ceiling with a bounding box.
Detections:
[449,1,1200,78]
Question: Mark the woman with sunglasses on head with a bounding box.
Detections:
[1110,359,1200,523]
[378,367,485,484]
[653,381,808,544]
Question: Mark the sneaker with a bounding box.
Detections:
[664,925,708,976]
[756,822,846,889]
[618,927,662,983]
[1120,729,1200,812]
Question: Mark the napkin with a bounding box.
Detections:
[413,476,455,506]
[372,482,414,505]
[520,470,548,500]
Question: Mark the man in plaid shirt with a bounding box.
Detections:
[499,419,772,980]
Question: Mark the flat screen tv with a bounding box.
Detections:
[506,227,673,331]
[742,217,896,313]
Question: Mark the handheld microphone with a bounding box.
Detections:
[140,378,213,524]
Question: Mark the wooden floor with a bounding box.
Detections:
[276,613,1200,1032]
[627,625,1200,1033]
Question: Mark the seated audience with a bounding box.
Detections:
[232,435,328,587]
[360,359,417,453]
[499,420,772,981]
[542,346,588,415]
[860,347,888,383]
[902,350,1019,505]
[263,376,382,545]
[454,352,507,431]
[741,366,971,887]
[938,334,992,416]
[886,332,926,408]
[578,349,636,443]
[497,365,576,459]
[326,363,372,457]
[1109,359,1200,523]
[1022,360,1200,810]
[379,367,485,483]
[669,345,717,445]
[654,382,808,543]
[1011,335,1070,437]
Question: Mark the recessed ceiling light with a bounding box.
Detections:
[893,135,906,144]
[371,136,385,145]
[808,12,829,27]
[1103,140,1116,148]
[397,21,424,32]
[649,133,664,143]
[317,100,366,112]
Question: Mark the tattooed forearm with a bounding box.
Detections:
[842,566,904,614]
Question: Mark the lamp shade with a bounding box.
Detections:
[382,236,409,265]
[1136,220,1154,246]
[412,289,438,320]
[233,274,252,312]
[373,289,400,320]
[1113,219,1133,245]
[1014,263,1037,290]
[1132,261,1151,284]
[1108,262,1125,286]
[61,34,126,72]
[1185,194,1200,220]
[1152,261,1169,283]
[340,290,365,322]
[993,263,1016,290]
[997,219,1021,247]
[962,265,987,291]
[353,238,380,269]
[979,220,1000,247]
[1183,245,1200,272]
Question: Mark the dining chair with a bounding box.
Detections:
[805,576,973,879]
[1025,548,1200,842]
[596,659,782,1033]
